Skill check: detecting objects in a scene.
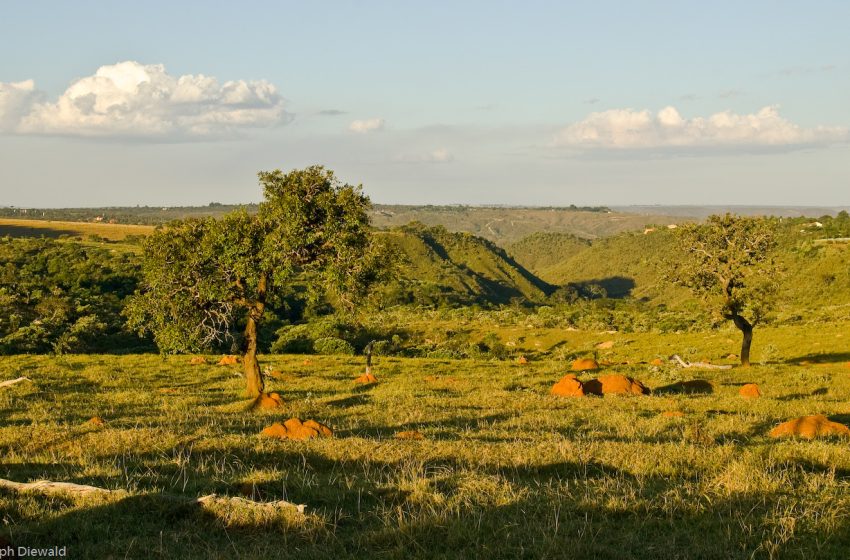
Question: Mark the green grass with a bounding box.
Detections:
[2,323,850,558]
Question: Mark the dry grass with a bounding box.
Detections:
[0,218,154,241]
[1,324,850,558]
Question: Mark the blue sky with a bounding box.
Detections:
[1,0,848,207]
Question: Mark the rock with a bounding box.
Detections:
[189,356,208,365]
[650,358,664,366]
[218,355,239,366]
[571,358,599,372]
[253,392,283,410]
[661,411,686,418]
[261,418,333,440]
[583,374,650,396]
[769,415,850,439]
[355,373,378,384]
[517,356,528,364]
[596,340,615,350]
[739,383,761,398]
[551,374,585,397]
[394,430,425,440]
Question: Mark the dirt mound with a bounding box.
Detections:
[261,418,333,440]
[517,356,528,364]
[86,416,106,427]
[596,340,615,350]
[551,374,585,397]
[584,374,650,396]
[661,411,686,418]
[355,373,378,384]
[394,430,425,440]
[769,415,850,439]
[189,356,208,365]
[253,392,283,410]
[303,359,312,366]
[650,358,664,366]
[727,354,738,360]
[571,358,599,371]
[739,383,761,398]
[218,355,239,366]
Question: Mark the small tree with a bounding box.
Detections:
[672,214,780,366]
[126,166,384,398]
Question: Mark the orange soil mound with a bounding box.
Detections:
[551,374,585,397]
[254,392,284,410]
[218,355,239,365]
[261,418,333,440]
[571,358,599,371]
[355,373,378,384]
[661,411,686,418]
[517,356,528,364]
[394,430,425,440]
[727,354,738,360]
[86,416,106,426]
[739,383,761,398]
[769,415,850,439]
[189,356,208,365]
[596,340,615,349]
[583,374,650,396]
[650,358,664,366]
[303,359,312,366]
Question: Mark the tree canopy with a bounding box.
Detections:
[672,214,780,366]
[126,166,386,397]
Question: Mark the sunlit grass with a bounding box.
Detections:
[2,323,850,558]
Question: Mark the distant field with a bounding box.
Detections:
[2,322,850,558]
[0,218,154,241]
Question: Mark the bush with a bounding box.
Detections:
[313,337,355,355]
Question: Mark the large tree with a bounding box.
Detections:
[126,166,384,397]
[672,214,780,367]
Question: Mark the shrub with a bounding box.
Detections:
[313,337,355,355]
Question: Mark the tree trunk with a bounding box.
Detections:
[243,314,264,398]
[730,314,753,367]
[242,275,267,398]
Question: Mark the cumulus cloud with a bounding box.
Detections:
[349,118,385,133]
[0,61,289,139]
[0,80,44,132]
[553,106,848,151]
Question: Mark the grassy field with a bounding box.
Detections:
[0,218,154,241]
[2,324,850,558]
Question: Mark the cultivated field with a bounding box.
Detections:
[0,218,154,241]
[2,323,850,559]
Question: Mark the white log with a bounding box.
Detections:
[671,354,733,370]
[0,377,31,389]
[0,478,306,514]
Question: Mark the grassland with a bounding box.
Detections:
[2,322,850,559]
[0,218,154,241]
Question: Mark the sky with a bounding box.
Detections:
[1,0,849,207]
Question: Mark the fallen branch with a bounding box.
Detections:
[0,377,31,389]
[0,478,306,513]
[0,478,121,496]
[671,355,733,370]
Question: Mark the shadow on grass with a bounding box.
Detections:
[654,380,714,395]
[7,451,850,559]
[785,352,850,365]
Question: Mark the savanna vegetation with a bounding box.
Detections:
[2,168,850,558]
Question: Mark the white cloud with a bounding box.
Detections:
[349,117,385,133]
[0,80,43,132]
[553,106,848,151]
[0,61,289,139]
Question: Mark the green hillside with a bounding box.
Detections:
[378,223,552,306]
[509,218,850,320]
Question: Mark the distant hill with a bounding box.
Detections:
[1,204,687,244]
[377,224,552,306]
